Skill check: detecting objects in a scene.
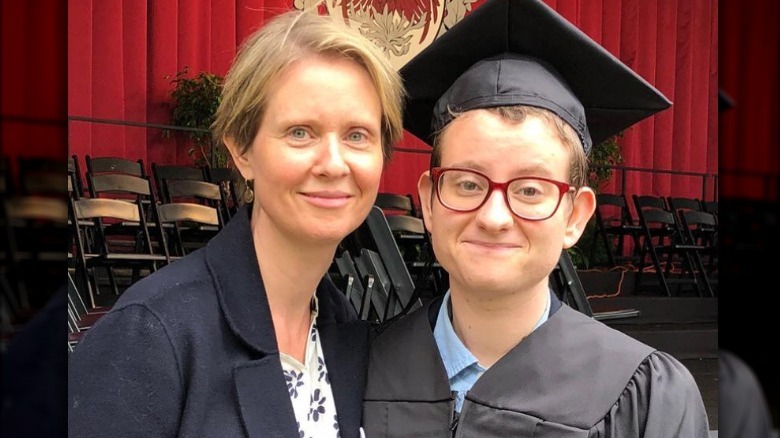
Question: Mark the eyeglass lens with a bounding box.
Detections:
[437,169,564,220]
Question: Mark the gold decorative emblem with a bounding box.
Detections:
[294,0,478,70]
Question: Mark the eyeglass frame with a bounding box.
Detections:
[430,167,577,221]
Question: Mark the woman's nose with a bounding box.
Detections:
[314,135,349,177]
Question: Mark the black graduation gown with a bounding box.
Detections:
[363,293,710,437]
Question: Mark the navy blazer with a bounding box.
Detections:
[69,206,370,437]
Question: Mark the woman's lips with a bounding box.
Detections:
[301,191,352,208]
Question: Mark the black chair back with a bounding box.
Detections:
[151,163,207,202]
[591,193,642,267]
[86,155,145,177]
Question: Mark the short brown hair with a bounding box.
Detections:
[430,106,589,188]
[212,10,405,162]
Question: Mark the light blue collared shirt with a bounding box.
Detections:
[433,289,551,412]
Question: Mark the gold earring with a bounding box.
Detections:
[244,180,254,204]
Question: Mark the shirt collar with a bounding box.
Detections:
[433,290,482,380]
[433,288,551,380]
[532,287,551,331]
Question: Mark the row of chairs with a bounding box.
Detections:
[330,206,423,323]
[69,155,240,220]
[2,156,66,348]
[373,193,447,299]
[591,193,718,297]
[64,158,656,346]
[0,155,61,198]
[67,156,245,314]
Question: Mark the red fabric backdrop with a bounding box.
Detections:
[719,0,780,201]
[67,0,719,202]
[1,0,67,172]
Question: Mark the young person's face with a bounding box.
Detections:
[418,109,595,298]
[229,54,384,246]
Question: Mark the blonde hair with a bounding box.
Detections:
[431,106,589,188]
[212,10,405,161]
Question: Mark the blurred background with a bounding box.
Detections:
[719,0,780,431]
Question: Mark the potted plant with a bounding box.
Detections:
[587,132,624,191]
[567,133,624,269]
[166,67,228,168]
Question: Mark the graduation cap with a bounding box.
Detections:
[400,0,671,154]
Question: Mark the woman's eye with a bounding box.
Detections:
[347,131,366,142]
[289,128,309,139]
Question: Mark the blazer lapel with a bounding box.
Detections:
[205,205,278,353]
[207,206,368,437]
[234,357,299,438]
[207,206,297,437]
[319,320,370,438]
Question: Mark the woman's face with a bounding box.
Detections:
[230,54,384,246]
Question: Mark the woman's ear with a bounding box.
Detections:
[417,171,434,235]
[562,187,596,249]
[223,136,254,181]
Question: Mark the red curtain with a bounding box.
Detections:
[719,0,780,201]
[1,0,67,176]
[67,0,718,202]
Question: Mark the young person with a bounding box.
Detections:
[362,0,710,436]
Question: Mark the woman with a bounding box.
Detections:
[68,11,404,438]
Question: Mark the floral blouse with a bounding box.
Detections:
[280,298,340,438]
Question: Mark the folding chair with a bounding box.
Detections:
[667,196,704,235]
[680,210,718,292]
[352,248,398,323]
[634,207,713,297]
[702,200,718,218]
[71,197,169,307]
[667,196,702,214]
[156,202,222,258]
[632,193,675,255]
[68,155,84,197]
[375,193,444,295]
[375,192,417,217]
[550,251,639,321]
[590,193,642,267]
[67,274,89,351]
[86,155,146,177]
[3,196,67,310]
[69,155,86,199]
[332,250,372,319]
[339,206,422,322]
[87,173,163,255]
[18,157,61,197]
[165,180,227,226]
[68,306,84,352]
[88,172,159,219]
[205,167,239,220]
[384,215,444,297]
[151,163,207,203]
[67,271,110,331]
[632,194,668,211]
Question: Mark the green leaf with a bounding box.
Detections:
[167,67,225,167]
